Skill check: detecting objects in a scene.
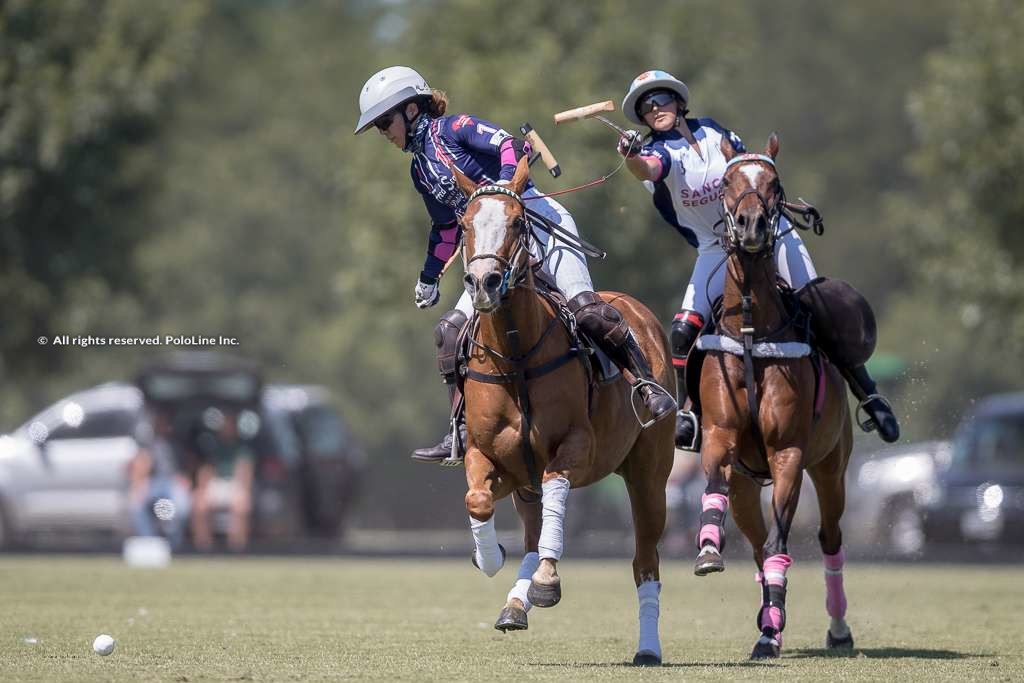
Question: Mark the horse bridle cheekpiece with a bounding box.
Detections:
[722,154,783,255]
[462,184,532,297]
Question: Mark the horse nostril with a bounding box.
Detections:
[755,214,767,234]
[483,272,503,293]
[737,214,747,228]
[464,274,477,292]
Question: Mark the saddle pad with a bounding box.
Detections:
[697,334,811,359]
[590,346,621,383]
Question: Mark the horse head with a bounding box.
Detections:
[720,134,783,256]
[453,156,532,313]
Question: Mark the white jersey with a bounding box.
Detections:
[640,117,746,250]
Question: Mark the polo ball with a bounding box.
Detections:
[92,634,115,656]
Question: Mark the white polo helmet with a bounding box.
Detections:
[354,66,432,135]
[621,70,690,125]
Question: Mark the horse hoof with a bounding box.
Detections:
[826,629,854,650]
[527,579,561,608]
[494,605,528,632]
[632,651,662,667]
[750,635,781,660]
[694,548,725,576]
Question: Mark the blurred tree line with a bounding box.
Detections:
[2,0,1021,526]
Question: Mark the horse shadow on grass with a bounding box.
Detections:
[529,648,987,668]
[531,661,780,669]
[786,648,985,660]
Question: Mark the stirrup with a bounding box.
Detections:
[855,393,892,433]
[440,416,465,467]
[628,378,677,429]
[676,409,700,451]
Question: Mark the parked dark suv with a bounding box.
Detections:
[923,392,1024,546]
[262,385,365,538]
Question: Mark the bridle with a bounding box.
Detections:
[460,184,534,299]
[457,183,580,492]
[721,154,785,257]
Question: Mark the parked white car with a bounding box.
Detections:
[0,383,143,547]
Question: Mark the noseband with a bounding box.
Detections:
[722,154,784,256]
[461,184,532,298]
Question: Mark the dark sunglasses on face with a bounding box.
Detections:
[373,109,398,131]
[638,90,678,116]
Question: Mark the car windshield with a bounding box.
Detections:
[17,400,138,443]
[952,414,1024,474]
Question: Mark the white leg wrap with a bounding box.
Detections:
[470,515,504,577]
[507,552,540,610]
[637,580,662,659]
[537,477,570,561]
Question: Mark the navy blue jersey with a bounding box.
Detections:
[410,114,531,282]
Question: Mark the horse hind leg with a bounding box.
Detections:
[620,440,672,667]
[495,552,539,632]
[751,446,804,660]
[495,488,542,632]
[809,451,855,650]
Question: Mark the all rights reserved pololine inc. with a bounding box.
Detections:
[42,335,239,347]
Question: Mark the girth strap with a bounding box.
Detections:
[739,276,774,484]
[464,347,580,384]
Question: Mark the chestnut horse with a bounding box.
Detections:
[452,156,675,666]
[693,135,855,659]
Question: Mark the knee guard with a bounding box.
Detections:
[670,311,704,361]
[568,291,628,347]
[434,309,468,381]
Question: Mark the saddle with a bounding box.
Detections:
[685,276,874,413]
[452,265,619,414]
[685,277,872,484]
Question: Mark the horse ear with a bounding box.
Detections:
[765,132,779,160]
[509,155,530,196]
[453,166,478,197]
[720,134,738,162]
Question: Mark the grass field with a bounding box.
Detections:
[1,555,1021,681]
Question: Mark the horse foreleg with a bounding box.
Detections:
[695,427,734,576]
[621,457,670,667]
[808,450,854,650]
[751,445,804,660]
[528,430,591,608]
[465,447,506,577]
[495,488,542,632]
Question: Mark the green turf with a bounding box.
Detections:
[0,555,1020,681]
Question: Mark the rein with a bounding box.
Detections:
[716,156,814,483]
[460,184,585,491]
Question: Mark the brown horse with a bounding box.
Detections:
[692,135,855,659]
[451,156,676,666]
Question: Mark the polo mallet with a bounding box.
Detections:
[553,100,629,137]
[520,123,561,177]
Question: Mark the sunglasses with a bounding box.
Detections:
[637,90,678,116]
[373,109,398,131]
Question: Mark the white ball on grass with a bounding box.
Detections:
[92,634,115,656]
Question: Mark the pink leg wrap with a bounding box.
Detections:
[698,493,728,549]
[759,554,792,635]
[823,548,847,619]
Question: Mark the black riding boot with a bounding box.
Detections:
[670,312,704,451]
[569,292,676,425]
[412,309,469,464]
[843,365,900,443]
